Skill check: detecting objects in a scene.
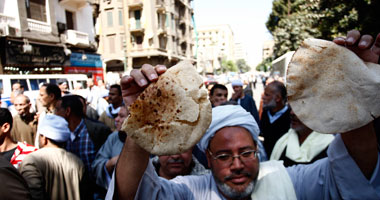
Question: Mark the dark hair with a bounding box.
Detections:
[0,108,13,130]
[61,95,84,118]
[44,83,62,100]
[268,81,287,102]
[110,84,122,96]
[210,84,228,96]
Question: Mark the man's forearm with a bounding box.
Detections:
[341,122,378,179]
[115,137,150,200]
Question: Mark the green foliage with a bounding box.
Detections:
[266,0,380,59]
[256,58,272,72]
[217,59,238,74]
[236,59,251,73]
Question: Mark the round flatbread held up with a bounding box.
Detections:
[287,38,380,134]
[122,61,212,155]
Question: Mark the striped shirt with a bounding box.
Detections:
[10,142,38,169]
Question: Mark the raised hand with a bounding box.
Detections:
[333,30,380,63]
[120,64,167,107]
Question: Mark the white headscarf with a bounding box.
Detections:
[197,105,260,153]
[37,114,70,143]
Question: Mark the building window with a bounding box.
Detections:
[65,10,74,30]
[118,10,123,26]
[166,13,170,27]
[108,35,115,53]
[107,11,113,27]
[25,0,47,22]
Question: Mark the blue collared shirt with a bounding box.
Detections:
[267,105,289,124]
[66,119,96,173]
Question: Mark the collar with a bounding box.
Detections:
[267,105,288,124]
[70,119,85,141]
[106,104,122,119]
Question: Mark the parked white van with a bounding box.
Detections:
[0,74,88,107]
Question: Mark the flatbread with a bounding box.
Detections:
[287,38,380,134]
[122,61,212,155]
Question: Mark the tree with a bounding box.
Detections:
[236,59,251,73]
[256,57,272,72]
[267,0,322,58]
[266,0,380,59]
[216,59,238,74]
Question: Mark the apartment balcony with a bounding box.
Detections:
[130,20,144,33]
[59,0,87,9]
[63,29,90,47]
[131,43,143,51]
[27,19,51,33]
[128,0,143,9]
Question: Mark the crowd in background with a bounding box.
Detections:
[0,40,379,200]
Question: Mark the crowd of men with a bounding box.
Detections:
[0,30,379,200]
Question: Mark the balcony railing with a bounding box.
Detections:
[27,19,51,33]
[64,29,89,46]
[130,20,144,32]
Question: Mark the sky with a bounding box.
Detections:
[193,0,273,67]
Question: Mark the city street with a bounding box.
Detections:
[225,81,264,109]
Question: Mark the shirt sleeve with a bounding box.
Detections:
[287,134,380,200]
[91,135,115,189]
[106,159,195,200]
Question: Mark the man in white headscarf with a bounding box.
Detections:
[19,115,87,200]
[107,30,380,200]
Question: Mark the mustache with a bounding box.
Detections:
[167,158,184,164]
[224,171,252,181]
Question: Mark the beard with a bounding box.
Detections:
[263,98,276,110]
[213,171,256,200]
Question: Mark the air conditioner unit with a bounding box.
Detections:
[0,25,17,37]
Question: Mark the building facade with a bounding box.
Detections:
[97,0,195,74]
[0,0,102,80]
[262,39,274,60]
[195,24,235,74]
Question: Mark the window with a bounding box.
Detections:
[49,79,58,85]
[136,35,143,44]
[108,35,115,53]
[65,10,74,29]
[118,10,123,26]
[25,0,47,22]
[134,10,141,29]
[166,13,170,27]
[107,11,113,27]
[10,79,28,91]
[30,79,46,90]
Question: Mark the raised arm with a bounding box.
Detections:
[115,64,166,199]
[334,30,380,179]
